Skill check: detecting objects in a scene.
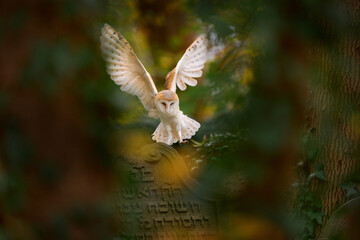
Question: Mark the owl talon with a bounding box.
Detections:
[179,140,188,144]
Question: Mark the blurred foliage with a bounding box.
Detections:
[0,0,359,239]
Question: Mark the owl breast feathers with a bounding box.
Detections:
[100,24,207,145]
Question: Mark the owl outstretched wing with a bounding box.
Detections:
[165,35,207,92]
[100,24,158,117]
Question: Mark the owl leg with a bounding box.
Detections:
[165,124,172,145]
[178,130,188,144]
[176,124,183,144]
[178,130,183,142]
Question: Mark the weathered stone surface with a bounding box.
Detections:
[112,143,219,240]
[321,195,360,240]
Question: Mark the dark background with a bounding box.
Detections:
[1,0,359,239]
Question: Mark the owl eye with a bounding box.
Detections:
[170,102,174,106]
[161,102,166,107]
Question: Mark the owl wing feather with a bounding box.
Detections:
[100,24,158,117]
[165,35,207,92]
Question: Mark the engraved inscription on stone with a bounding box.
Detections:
[112,144,218,240]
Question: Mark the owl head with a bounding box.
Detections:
[154,90,179,114]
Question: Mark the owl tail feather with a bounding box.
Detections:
[152,122,169,144]
[180,114,201,141]
[152,112,200,145]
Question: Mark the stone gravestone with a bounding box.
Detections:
[321,195,360,240]
[112,143,219,240]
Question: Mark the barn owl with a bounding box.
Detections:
[100,24,207,145]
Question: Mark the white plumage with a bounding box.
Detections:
[100,24,207,145]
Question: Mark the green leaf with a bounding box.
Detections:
[308,162,327,181]
[314,171,327,181]
[339,182,357,197]
[304,221,314,233]
[305,144,318,162]
[339,174,360,197]
[315,214,323,225]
